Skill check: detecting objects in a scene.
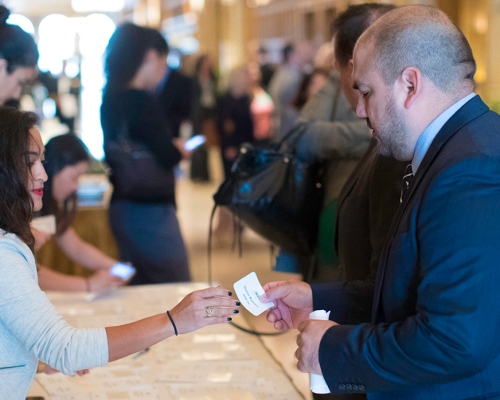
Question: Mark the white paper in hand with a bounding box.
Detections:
[233,272,274,316]
[309,310,331,394]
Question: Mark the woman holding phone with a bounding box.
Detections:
[33,133,130,292]
[101,23,190,285]
[0,107,240,398]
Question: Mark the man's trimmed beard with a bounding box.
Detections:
[375,94,412,161]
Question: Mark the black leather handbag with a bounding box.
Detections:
[213,123,324,255]
[105,123,173,200]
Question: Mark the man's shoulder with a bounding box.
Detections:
[465,109,500,153]
[431,98,500,162]
[442,108,500,163]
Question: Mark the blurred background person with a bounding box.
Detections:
[248,61,274,146]
[34,134,126,292]
[292,67,331,111]
[213,65,255,240]
[190,53,218,182]
[101,23,190,285]
[0,5,38,106]
[216,65,254,179]
[268,40,314,140]
[292,42,335,112]
[257,44,275,92]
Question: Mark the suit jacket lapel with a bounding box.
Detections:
[371,96,490,323]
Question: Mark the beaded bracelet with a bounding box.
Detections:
[166,310,178,336]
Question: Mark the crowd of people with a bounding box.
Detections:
[1,2,500,399]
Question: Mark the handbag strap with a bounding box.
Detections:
[277,121,308,153]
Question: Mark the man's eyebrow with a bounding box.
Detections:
[352,81,368,91]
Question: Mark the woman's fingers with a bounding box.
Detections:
[203,315,234,326]
[170,287,241,334]
[196,286,234,299]
[202,297,240,308]
[202,305,239,319]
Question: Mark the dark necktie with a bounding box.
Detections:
[400,163,413,203]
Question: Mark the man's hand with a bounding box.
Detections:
[260,280,313,331]
[296,320,338,375]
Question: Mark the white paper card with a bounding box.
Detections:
[233,272,274,316]
[31,214,56,235]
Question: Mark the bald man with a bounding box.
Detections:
[261,5,500,399]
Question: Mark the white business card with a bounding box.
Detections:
[233,272,274,316]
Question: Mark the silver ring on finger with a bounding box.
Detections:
[205,306,215,318]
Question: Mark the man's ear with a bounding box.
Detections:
[143,49,157,64]
[398,67,421,109]
[347,59,354,74]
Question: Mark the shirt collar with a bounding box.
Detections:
[412,93,476,173]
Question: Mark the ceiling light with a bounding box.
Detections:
[189,0,205,13]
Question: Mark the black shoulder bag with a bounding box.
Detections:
[213,122,324,256]
[105,122,174,200]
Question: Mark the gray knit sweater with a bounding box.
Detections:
[0,230,108,399]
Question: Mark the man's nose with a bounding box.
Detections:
[356,97,367,118]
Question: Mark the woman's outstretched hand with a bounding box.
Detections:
[169,286,240,334]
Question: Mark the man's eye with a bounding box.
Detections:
[362,92,369,98]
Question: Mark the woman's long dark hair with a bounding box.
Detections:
[0,107,39,251]
[39,134,89,236]
[103,23,168,95]
[0,6,39,72]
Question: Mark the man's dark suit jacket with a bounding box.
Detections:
[320,143,406,400]
[313,96,500,398]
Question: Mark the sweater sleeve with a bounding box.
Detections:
[296,118,371,163]
[0,236,108,375]
[295,73,371,163]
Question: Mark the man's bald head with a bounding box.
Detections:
[356,5,476,94]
